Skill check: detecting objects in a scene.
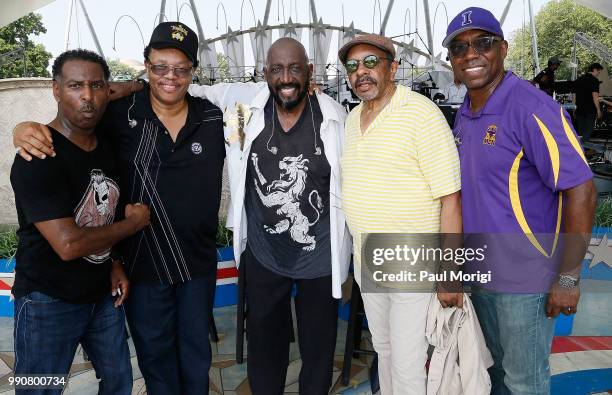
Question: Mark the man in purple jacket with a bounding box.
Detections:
[443,7,596,395]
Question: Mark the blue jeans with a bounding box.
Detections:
[125,273,216,395]
[471,289,555,395]
[13,292,132,395]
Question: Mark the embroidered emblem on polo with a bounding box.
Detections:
[191,142,203,155]
[461,11,473,26]
[483,124,497,146]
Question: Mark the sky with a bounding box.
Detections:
[28,0,552,69]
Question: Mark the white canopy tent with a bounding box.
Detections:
[0,0,55,28]
[576,0,612,19]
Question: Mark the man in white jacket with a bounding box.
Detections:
[189,38,352,394]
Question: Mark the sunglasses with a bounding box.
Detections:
[148,63,193,78]
[448,36,502,58]
[344,55,392,74]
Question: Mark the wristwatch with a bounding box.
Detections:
[558,274,580,289]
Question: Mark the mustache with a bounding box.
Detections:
[79,103,96,112]
[356,76,377,86]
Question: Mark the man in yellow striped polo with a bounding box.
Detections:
[338,33,462,394]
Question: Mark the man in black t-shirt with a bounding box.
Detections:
[574,62,604,143]
[231,39,344,395]
[183,37,350,393]
[532,56,561,96]
[10,50,149,394]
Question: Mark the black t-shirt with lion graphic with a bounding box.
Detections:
[10,127,119,303]
[245,95,331,279]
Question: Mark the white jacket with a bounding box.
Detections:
[188,82,352,298]
[425,293,493,395]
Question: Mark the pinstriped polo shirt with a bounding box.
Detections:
[341,84,461,270]
[104,84,225,285]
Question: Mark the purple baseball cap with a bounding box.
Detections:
[442,7,504,47]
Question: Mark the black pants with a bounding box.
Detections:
[575,113,596,142]
[125,274,216,395]
[244,245,339,395]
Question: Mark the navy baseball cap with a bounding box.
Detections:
[442,7,504,48]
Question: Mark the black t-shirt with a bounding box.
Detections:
[10,128,119,303]
[103,85,225,284]
[245,95,332,279]
[534,67,555,96]
[574,73,600,116]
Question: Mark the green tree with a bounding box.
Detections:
[506,0,612,80]
[0,13,52,78]
[216,52,231,82]
[107,59,139,81]
[194,52,231,84]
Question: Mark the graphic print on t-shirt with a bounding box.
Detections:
[74,169,120,263]
[250,152,324,251]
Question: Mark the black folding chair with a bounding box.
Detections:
[342,277,377,386]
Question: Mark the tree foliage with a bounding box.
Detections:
[107,59,140,81]
[0,13,52,78]
[506,0,612,80]
[216,52,231,82]
[193,53,231,84]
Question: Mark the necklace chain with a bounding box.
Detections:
[267,95,321,155]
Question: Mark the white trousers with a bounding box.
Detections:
[361,291,430,395]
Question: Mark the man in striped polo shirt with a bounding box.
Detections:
[339,34,463,394]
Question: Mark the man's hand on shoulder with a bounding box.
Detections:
[109,80,145,101]
[13,121,54,161]
[309,80,322,95]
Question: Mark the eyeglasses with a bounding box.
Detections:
[344,55,392,74]
[148,63,193,78]
[448,36,502,58]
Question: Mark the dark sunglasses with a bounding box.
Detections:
[448,36,502,58]
[344,55,392,74]
[148,63,193,78]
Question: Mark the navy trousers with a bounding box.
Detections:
[125,273,216,395]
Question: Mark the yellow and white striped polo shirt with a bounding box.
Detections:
[341,84,461,269]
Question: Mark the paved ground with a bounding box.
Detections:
[0,303,377,394]
[0,281,609,394]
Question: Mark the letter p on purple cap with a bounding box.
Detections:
[442,7,504,48]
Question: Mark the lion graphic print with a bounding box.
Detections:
[244,95,332,278]
[251,153,324,251]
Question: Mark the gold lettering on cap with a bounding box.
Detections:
[170,25,188,41]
